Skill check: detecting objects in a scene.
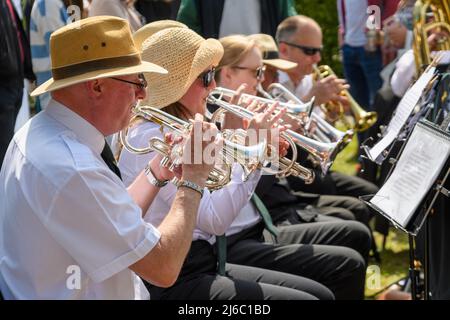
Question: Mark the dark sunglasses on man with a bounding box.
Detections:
[232,65,266,80]
[198,67,216,87]
[280,41,323,56]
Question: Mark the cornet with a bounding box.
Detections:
[212,86,314,119]
[260,82,314,115]
[313,65,378,132]
[119,106,268,191]
[209,94,325,181]
[305,112,354,154]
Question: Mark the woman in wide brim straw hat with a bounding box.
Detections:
[118,27,332,300]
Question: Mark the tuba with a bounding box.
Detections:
[413,0,450,75]
[312,65,378,132]
[119,106,268,191]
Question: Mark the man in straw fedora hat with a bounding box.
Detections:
[0,16,220,299]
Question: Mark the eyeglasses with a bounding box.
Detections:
[280,41,323,56]
[232,65,266,80]
[198,67,216,87]
[110,73,147,90]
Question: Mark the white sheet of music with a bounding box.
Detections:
[368,66,436,161]
[370,123,450,227]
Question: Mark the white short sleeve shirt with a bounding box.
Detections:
[0,100,161,299]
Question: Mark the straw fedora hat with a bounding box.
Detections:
[133,20,188,51]
[247,33,297,71]
[141,28,224,108]
[31,16,167,96]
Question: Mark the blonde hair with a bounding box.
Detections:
[216,35,257,82]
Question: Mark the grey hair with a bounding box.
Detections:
[276,15,320,43]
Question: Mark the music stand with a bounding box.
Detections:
[360,119,450,300]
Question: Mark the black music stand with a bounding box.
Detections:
[360,119,450,300]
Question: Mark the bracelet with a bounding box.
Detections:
[144,164,169,188]
[172,178,204,197]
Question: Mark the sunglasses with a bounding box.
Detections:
[280,41,323,56]
[198,67,216,87]
[110,73,147,90]
[233,65,266,80]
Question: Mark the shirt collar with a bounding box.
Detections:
[45,98,105,155]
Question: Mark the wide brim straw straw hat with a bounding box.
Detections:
[247,33,297,71]
[133,20,188,51]
[141,27,224,108]
[31,16,167,96]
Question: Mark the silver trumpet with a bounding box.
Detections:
[207,94,315,183]
[212,86,313,118]
[258,83,314,117]
[208,92,341,176]
[305,112,354,154]
[119,105,268,191]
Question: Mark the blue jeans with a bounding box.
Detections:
[342,44,383,111]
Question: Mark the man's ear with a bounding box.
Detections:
[84,79,103,97]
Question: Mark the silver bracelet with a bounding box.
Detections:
[145,164,169,188]
[172,178,204,197]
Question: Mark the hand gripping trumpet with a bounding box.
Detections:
[119,106,268,191]
[208,92,343,176]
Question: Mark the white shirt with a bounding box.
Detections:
[118,121,262,243]
[219,0,261,38]
[279,71,314,102]
[0,99,160,300]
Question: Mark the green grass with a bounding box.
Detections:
[365,229,410,299]
[328,127,410,300]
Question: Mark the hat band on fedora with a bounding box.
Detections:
[263,50,279,60]
[52,54,142,80]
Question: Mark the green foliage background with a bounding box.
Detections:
[295,0,343,76]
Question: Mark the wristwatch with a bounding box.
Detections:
[172,177,204,197]
[145,164,169,188]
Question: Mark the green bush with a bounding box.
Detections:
[295,0,343,76]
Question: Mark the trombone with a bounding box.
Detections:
[119,106,268,191]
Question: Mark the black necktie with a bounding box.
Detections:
[101,140,122,180]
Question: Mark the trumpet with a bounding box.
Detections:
[212,86,313,119]
[259,83,314,114]
[313,65,378,132]
[119,106,268,191]
[305,112,354,154]
[209,94,335,181]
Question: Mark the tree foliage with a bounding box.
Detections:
[295,0,343,76]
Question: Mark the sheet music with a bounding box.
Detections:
[368,66,436,161]
[370,123,450,228]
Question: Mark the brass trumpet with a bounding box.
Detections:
[313,65,378,132]
[119,106,268,190]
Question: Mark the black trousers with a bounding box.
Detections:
[146,240,334,300]
[226,220,370,300]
